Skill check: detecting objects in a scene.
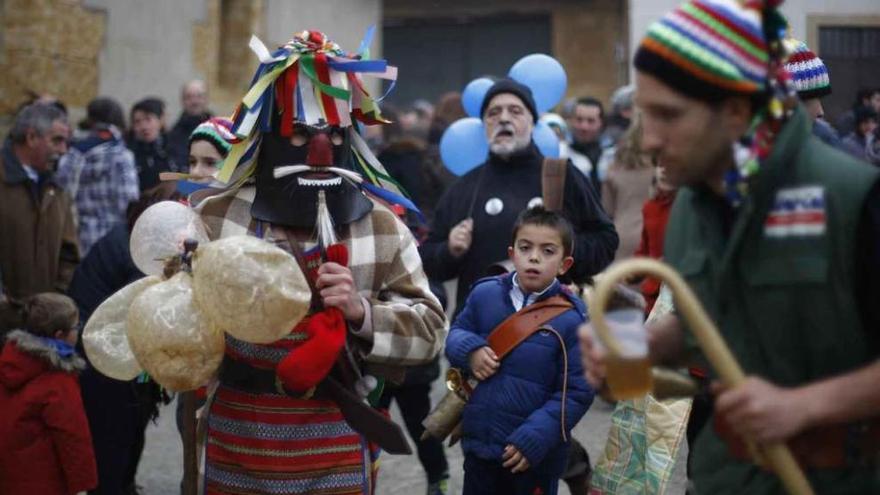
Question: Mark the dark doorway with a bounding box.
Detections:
[819,26,880,124]
[382,15,552,107]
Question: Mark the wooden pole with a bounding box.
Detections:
[590,258,815,495]
[181,391,198,495]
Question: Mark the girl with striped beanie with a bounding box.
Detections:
[187,117,234,183]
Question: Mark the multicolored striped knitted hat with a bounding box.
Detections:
[783,38,831,100]
[636,0,805,207]
[189,117,235,156]
[634,0,769,102]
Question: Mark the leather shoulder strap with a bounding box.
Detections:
[541,158,568,212]
[487,295,573,359]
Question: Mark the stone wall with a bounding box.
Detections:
[0,0,380,133]
[0,0,105,123]
[553,1,629,106]
[0,0,635,132]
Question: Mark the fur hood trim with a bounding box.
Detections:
[5,330,86,373]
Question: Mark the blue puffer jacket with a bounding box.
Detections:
[445,273,594,475]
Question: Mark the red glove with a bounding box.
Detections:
[276,244,349,394]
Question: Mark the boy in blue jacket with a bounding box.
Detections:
[446,206,594,495]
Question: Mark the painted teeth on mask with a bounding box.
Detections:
[296,176,343,187]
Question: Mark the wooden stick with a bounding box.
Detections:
[181,391,198,495]
[590,258,814,495]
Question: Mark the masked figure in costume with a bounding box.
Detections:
[193,31,447,494]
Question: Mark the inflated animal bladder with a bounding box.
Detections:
[127,272,224,391]
[130,201,209,277]
[82,276,161,380]
[192,235,310,344]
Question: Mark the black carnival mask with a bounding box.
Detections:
[251,123,373,228]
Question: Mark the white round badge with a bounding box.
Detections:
[527,197,544,209]
[485,198,504,216]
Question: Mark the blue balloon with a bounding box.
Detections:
[508,54,567,113]
[533,121,561,158]
[440,117,489,176]
[461,77,494,118]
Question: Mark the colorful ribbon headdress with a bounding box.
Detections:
[216,29,399,189]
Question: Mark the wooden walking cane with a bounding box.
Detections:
[590,258,815,495]
[181,391,198,495]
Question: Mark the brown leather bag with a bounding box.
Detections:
[541,157,568,212]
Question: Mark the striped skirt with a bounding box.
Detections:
[205,386,379,494]
[204,330,380,495]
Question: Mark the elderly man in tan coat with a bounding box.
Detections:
[0,103,79,336]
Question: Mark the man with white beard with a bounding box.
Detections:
[422,78,618,316]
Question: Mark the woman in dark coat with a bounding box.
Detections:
[68,183,179,494]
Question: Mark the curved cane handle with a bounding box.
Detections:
[590,258,814,495]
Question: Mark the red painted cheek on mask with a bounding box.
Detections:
[306,132,333,167]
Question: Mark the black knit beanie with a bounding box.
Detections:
[480,78,538,122]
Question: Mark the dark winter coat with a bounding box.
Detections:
[67,223,163,494]
[445,273,594,476]
[128,133,178,191]
[842,131,871,163]
[379,138,455,229]
[167,111,212,172]
[68,223,142,325]
[0,330,97,494]
[421,143,618,315]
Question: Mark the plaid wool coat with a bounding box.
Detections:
[195,185,447,376]
[56,126,140,256]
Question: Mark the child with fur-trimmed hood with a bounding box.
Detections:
[0,293,97,494]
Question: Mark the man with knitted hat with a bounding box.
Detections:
[423,77,618,316]
[581,1,880,493]
[784,39,831,119]
[783,38,843,148]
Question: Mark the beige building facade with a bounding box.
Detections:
[0,0,380,129]
[2,1,876,130]
[1,0,628,129]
